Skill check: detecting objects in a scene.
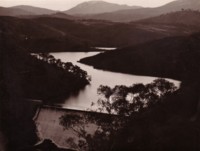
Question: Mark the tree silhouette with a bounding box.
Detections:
[31,53,91,83]
[59,79,177,151]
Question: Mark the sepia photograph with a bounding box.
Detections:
[0,0,200,150]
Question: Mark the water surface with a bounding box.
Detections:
[51,52,180,110]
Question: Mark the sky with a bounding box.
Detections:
[0,0,175,11]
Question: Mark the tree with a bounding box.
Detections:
[31,53,91,84]
[95,79,177,116]
[59,79,177,151]
[60,113,121,151]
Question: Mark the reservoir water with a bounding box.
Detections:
[51,52,180,110]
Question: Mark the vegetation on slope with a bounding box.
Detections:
[80,32,200,80]
[0,32,90,150]
[0,16,94,52]
[60,79,177,151]
[1,10,200,53]
[136,9,200,26]
[60,77,200,151]
[78,30,200,151]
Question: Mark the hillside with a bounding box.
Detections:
[0,5,56,16]
[0,6,33,16]
[80,33,200,80]
[84,0,200,22]
[31,17,167,47]
[0,32,91,150]
[1,10,200,53]
[26,12,200,47]
[0,16,93,52]
[64,0,141,15]
[1,34,90,101]
[137,9,200,26]
[50,12,78,20]
[11,5,56,15]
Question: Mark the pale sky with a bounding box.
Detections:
[0,0,175,11]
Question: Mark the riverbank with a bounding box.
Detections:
[51,52,180,111]
[79,33,200,81]
[0,34,91,151]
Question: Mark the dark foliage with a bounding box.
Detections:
[0,31,90,150]
[59,76,200,151]
[59,79,179,151]
[1,35,90,102]
[0,33,39,151]
[80,32,200,80]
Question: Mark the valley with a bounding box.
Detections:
[1,0,200,151]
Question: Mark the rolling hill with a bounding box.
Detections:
[136,9,200,26]
[0,16,93,52]
[1,10,200,52]
[131,10,200,36]
[22,12,78,20]
[80,33,200,80]
[11,5,56,15]
[0,5,56,16]
[0,6,33,16]
[49,12,78,20]
[31,10,200,48]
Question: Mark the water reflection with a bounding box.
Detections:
[51,52,180,110]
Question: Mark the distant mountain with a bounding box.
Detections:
[0,5,56,16]
[11,5,56,15]
[64,0,141,15]
[0,6,33,16]
[85,0,200,22]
